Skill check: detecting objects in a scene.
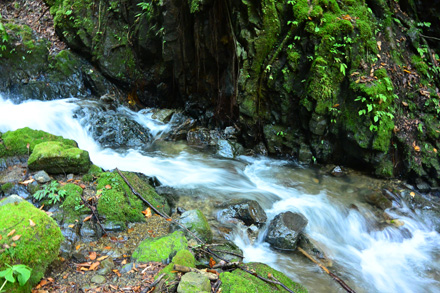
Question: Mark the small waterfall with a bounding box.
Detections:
[1,95,439,292]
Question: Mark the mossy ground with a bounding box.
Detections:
[59,183,89,223]
[0,201,63,292]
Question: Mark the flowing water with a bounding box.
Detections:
[1,95,440,292]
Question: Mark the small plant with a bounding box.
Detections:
[276,131,286,137]
[33,181,67,204]
[0,264,32,292]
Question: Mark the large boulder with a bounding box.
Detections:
[0,200,64,292]
[96,171,170,229]
[265,212,308,251]
[220,262,307,293]
[218,199,267,227]
[132,231,188,264]
[27,141,91,174]
[177,272,211,293]
[174,209,213,243]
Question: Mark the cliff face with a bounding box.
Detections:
[43,0,440,189]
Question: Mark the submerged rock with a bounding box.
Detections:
[265,211,308,251]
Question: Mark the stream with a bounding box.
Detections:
[1,95,440,292]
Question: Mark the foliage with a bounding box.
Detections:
[0,16,9,56]
[33,181,67,204]
[0,264,32,292]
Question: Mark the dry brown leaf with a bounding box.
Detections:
[104,246,112,250]
[97,255,109,261]
[11,235,21,241]
[142,207,152,218]
[377,41,382,51]
[83,215,92,222]
[19,178,35,185]
[89,262,100,270]
[414,145,421,152]
[410,192,416,198]
[89,251,97,261]
[68,224,75,228]
[105,184,112,189]
[434,148,437,153]
[11,243,16,247]
[76,244,81,251]
[7,229,16,237]
[113,269,121,277]
[79,183,86,189]
[29,219,36,227]
[2,244,10,249]
[402,101,408,107]
[121,259,127,265]
[0,235,2,241]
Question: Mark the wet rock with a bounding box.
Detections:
[174,209,213,243]
[0,194,24,206]
[265,212,308,251]
[91,274,106,284]
[415,178,431,193]
[224,126,237,139]
[97,257,115,275]
[330,166,346,177]
[8,183,31,199]
[60,223,79,258]
[187,128,212,146]
[80,221,99,242]
[168,118,196,141]
[132,231,188,264]
[197,241,243,266]
[120,263,136,274]
[297,234,332,267]
[28,141,91,174]
[34,170,51,183]
[101,221,125,232]
[217,139,245,159]
[177,272,211,293]
[151,109,176,123]
[298,144,313,164]
[253,142,268,156]
[363,191,392,210]
[218,199,267,227]
[309,113,328,136]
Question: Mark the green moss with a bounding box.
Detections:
[220,262,307,293]
[82,164,103,182]
[59,184,88,222]
[0,127,77,158]
[27,141,91,174]
[157,249,196,281]
[132,231,188,263]
[0,201,63,292]
[1,182,14,193]
[96,171,169,229]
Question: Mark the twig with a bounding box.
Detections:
[298,247,356,293]
[212,279,222,293]
[140,273,166,293]
[80,194,107,236]
[207,248,244,259]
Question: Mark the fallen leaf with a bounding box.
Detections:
[83,215,92,222]
[142,207,152,218]
[19,178,35,185]
[89,251,97,261]
[410,192,416,198]
[97,255,109,261]
[76,244,81,251]
[209,257,216,268]
[7,229,16,237]
[89,262,100,270]
[29,219,36,227]
[434,148,437,153]
[12,235,21,241]
[268,273,273,278]
[377,41,381,51]
[67,178,74,182]
[402,101,408,107]
[105,184,112,189]
[113,269,121,277]
[414,145,421,152]
[3,244,10,249]
[26,143,30,150]
[166,218,172,222]
[39,204,45,210]
[127,228,134,233]
[0,235,2,240]
[79,183,86,189]
[104,246,112,250]
[63,274,69,279]
[68,224,75,228]
[121,259,127,265]
[80,267,89,271]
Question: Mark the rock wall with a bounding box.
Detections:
[38,0,440,189]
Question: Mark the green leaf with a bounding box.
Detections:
[15,267,31,287]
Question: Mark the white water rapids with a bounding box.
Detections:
[1,95,440,292]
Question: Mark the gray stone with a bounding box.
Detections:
[298,144,313,163]
[309,113,327,136]
[265,212,308,251]
[90,274,106,284]
[216,140,244,159]
[97,257,115,275]
[175,209,213,243]
[34,170,51,183]
[151,108,176,123]
[177,272,211,293]
[0,194,24,206]
[219,199,267,227]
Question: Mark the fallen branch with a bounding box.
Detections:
[173,264,219,281]
[212,279,222,293]
[116,168,296,293]
[298,247,356,293]
[140,273,166,293]
[80,194,107,236]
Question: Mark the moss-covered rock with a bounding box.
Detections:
[176,209,213,243]
[177,272,211,293]
[82,164,103,182]
[96,171,169,229]
[59,183,89,223]
[132,231,188,264]
[0,201,63,292]
[156,249,196,282]
[220,262,307,293]
[27,141,91,174]
[0,127,77,158]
